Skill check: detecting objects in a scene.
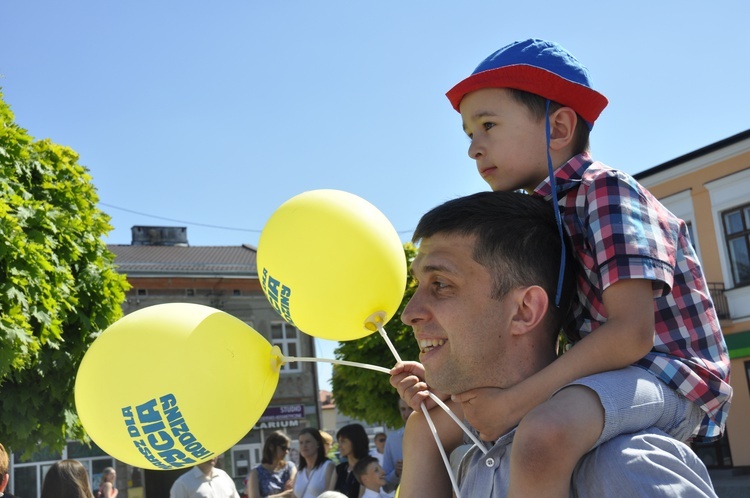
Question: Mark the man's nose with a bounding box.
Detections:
[400,292,423,325]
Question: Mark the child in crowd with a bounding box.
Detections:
[352,456,394,498]
[394,38,732,497]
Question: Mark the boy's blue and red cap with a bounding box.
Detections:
[446,38,608,127]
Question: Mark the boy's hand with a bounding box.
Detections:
[452,386,518,441]
[390,361,447,411]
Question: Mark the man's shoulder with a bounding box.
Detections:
[573,430,717,497]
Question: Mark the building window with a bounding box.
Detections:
[137,288,147,296]
[685,221,696,248]
[723,203,750,286]
[186,288,195,296]
[270,322,301,372]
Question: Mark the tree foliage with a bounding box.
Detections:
[331,243,419,429]
[0,90,130,458]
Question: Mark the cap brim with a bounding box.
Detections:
[446,64,608,125]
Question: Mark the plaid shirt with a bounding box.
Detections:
[534,153,732,440]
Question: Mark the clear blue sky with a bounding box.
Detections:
[2,1,749,390]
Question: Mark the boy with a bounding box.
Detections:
[394,38,732,497]
[352,456,394,498]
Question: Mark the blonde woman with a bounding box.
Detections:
[97,467,118,498]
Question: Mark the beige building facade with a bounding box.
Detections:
[634,129,750,470]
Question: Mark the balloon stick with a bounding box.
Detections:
[427,393,487,455]
[283,355,390,375]
[366,313,403,363]
[421,403,461,496]
[283,350,466,498]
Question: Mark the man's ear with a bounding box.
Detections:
[1,472,9,492]
[548,106,577,151]
[510,285,549,335]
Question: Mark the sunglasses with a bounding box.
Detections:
[376,438,386,443]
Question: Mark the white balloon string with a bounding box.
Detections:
[283,355,390,374]
[376,325,475,492]
[421,403,462,498]
[376,322,403,363]
[427,393,488,455]
[373,325,486,452]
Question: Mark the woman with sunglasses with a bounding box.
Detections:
[246,431,297,498]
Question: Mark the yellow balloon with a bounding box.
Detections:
[75,303,280,470]
[257,190,407,341]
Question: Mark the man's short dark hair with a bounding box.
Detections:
[413,190,575,332]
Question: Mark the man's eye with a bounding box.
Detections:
[483,122,495,131]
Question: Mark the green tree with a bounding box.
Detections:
[331,243,419,429]
[0,90,129,458]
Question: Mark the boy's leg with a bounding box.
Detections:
[508,385,604,498]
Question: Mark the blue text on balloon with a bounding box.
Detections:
[262,268,295,325]
[121,394,215,469]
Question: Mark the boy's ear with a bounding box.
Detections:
[548,106,577,151]
[509,285,549,335]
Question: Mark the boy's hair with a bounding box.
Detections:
[413,190,575,334]
[352,455,380,485]
[446,38,608,129]
[335,424,370,460]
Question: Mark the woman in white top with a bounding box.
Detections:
[293,428,335,498]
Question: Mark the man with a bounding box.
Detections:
[381,399,413,492]
[170,456,239,498]
[391,191,718,497]
[370,432,386,465]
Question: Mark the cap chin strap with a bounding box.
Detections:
[546,99,566,308]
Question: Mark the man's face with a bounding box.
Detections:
[401,233,518,394]
[197,457,218,475]
[374,434,386,453]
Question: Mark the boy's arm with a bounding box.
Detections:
[456,278,655,440]
[398,401,465,498]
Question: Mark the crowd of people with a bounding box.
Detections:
[1,425,395,498]
[239,427,398,498]
[1,442,121,498]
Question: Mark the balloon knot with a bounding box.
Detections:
[364,311,387,332]
[270,345,284,373]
